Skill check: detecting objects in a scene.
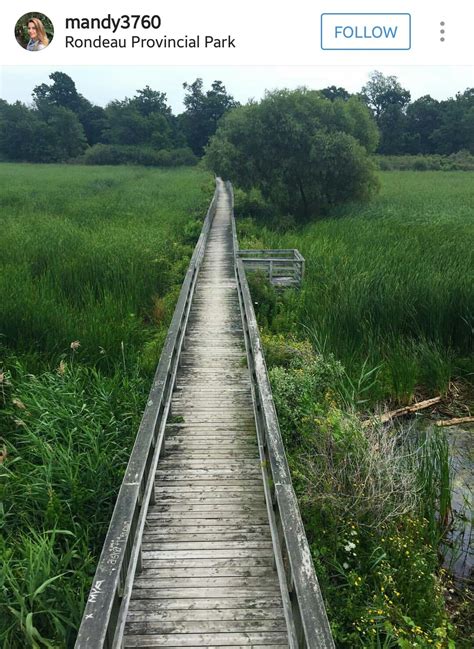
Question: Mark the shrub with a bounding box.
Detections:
[376,152,474,171]
[82,144,197,167]
[205,89,380,220]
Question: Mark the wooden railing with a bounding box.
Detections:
[238,248,305,287]
[75,184,219,649]
[228,181,334,648]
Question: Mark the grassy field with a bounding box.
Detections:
[0,163,212,646]
[238,171,474,405]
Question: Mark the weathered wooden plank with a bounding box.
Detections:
[126,607,284,621]
[128,596,283,611]
[141,541,273,551]
[157,459,262,468]
[133,576,282,590]
[123,632,288,647]
[131,566,276,579]
[144,523,269,532]
[148,504,267,513]
[142,556,274,568]
[125,619,288,634]
[145,516,270,525]
[126,645,287,649]
[157,489,265,504]
[142,535,272,545]
[124,643,288,649]
[142,549,274,560]
[155,485,263,493]
[162,453,259,460]
[155,474,263,489]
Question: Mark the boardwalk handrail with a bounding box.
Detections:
[228,181,335,648]
[75,183,219,649]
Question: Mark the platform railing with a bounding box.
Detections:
[228,181,335,649]
[238,248,305,286]
[75,182,219,649]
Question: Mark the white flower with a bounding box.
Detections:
[344,541,356,552]
[350,530,358,536]
[343,562,349,570]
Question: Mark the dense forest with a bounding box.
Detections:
[0,70,473,164]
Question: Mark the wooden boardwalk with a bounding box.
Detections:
[123,184,289,646]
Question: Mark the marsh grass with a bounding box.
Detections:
[0,163,212,646]
[238,171,474,405]
[0,164,211,368]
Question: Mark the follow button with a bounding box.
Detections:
[321,13,411,50]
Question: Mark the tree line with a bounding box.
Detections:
[0,71,472,165]
[0,72,237,163]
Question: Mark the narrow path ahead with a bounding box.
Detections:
[123,184,289,647]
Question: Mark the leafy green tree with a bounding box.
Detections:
[0,99,87,162]
[43,107,87,160]
[33,72,108,145]
[132,86,172,118]
[0,100,45,160]
[431,89,474,154]
[404,95,442,154]
[321,86,351,102]
[362,71,411,120]
[104,87,182,149]
[362,71,411,154]
[181,79,238,156]
[204,89,379,220]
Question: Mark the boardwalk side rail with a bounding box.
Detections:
[228,181,334,648]
[238,249,305,286]
[75,183,219,649]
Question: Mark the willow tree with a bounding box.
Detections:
[204,88,380,220]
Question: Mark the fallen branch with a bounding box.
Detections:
[363,396,442,428]
[435,416,474,427]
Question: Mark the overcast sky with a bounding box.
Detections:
[1,66,473,111]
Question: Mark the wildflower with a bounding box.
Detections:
[57,360,67,375]
[343,562,349,569]
[12,398,26,410]
[344,541,356,552]
[350,529,357,536]
[70,340,80,351]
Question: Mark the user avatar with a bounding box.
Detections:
[15,13,53,51]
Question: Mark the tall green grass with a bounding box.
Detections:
[0,163,212,646]
[238,171,474,404]
[0,164,211,368]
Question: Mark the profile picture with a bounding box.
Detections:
[15,12,53,51]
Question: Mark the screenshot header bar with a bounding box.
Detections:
[2,0,473,66]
